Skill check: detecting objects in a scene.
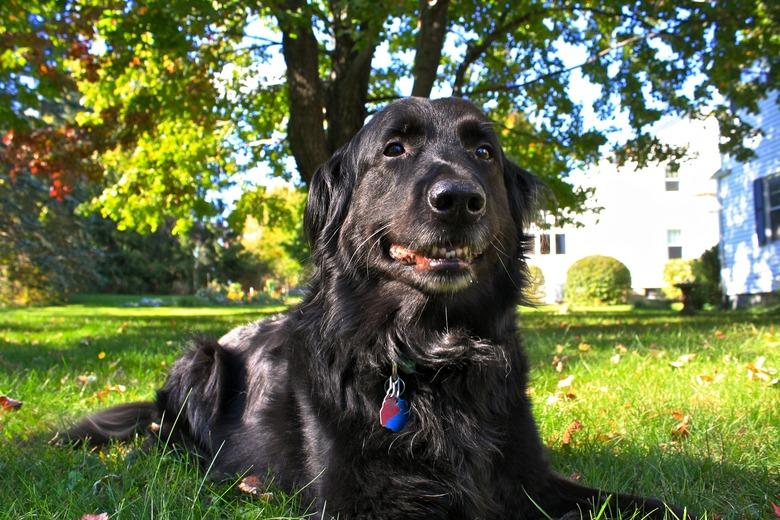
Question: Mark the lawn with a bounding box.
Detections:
[0,296,777,519]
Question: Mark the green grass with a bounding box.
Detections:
[0,297,778,519]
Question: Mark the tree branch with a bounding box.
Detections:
[465,25,678,97]
[411,0,449,98]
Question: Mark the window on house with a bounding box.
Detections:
[528,234,536,254]
[555,234,566,254]
[755,174,780,245]
[540,234,550,255]
[667,229,682,259]
[766,175,780,241]
[665,167,679,191]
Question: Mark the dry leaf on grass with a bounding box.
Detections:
[0,395,22,412]
[557,375,574,388]
[561,420,583,446]
[545,392,577,405]
[237,475,273,500]
[771,502,780,518]
[93,384,127,401]
[80,514,108,520]
[746,356,779,385]
[670,354,695,368]
[578,342,591,352]
[76,374,98,385]
[670,411,691,439]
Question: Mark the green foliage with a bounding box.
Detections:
[694,245,722,307]
[525,264,546,302]
[564,255,631,306]
[238,186,308,291]
[3,0,778,234]
[663,246,722,308]
[0,172,99,305]
[663,259,697,300]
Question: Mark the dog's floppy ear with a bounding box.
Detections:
[502,157,545,229]
[304,146,352,250]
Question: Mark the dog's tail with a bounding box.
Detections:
[56,401,157,446]
[542,473,695,520]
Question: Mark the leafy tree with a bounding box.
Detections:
[0,171,99,304]
[237,185,308,291]
[2,0,778,234]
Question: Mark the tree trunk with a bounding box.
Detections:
[275,2,330,185]
[325,2,381,152]
[411,0,449,98]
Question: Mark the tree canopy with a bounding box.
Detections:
[1,0,778,235]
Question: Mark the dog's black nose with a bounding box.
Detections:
[427,179,486,222]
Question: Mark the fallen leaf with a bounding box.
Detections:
[561,419,583,446]
[93,384,126,401]
[597,431,622,442]
[237,475,273,500]
[76,374,98,385]
[615,344,628,354]
[671,413,691,439]
[746,356,778,383]
[555,344,565,354]
[578,342,591,352]
[670,353,695,368]
[714,329,727,340]
[80,513,108,520]
[771,502,780,518]
[569,472,581,481]
[610,354,621,364]
[97,352,106,360]
[557,375,575,388]
[0,395,22,412]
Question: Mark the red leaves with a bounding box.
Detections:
[0,125,102,198]
[80,514,108,520]
[771,502,780,518]
[0,395,23,412]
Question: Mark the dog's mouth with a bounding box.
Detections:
[389,243,484,271]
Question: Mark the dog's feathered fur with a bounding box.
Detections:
[65,98,690,519]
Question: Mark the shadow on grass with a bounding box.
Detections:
[548,443,775,519]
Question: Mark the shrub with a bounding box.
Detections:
[564,255,631,306]
[694,245,722,306]
[662,246,722,309]
[663,259,696,299]
[525,265,546,302]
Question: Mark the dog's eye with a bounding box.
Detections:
[475,145,493,160]
[383,142,405,157]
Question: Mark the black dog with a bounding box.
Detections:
[66,98,690,519]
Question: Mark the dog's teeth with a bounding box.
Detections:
[446,250,455,259]
[456,248,464,258]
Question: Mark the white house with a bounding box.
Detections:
[715,92,780,307]
[528,117,721,303]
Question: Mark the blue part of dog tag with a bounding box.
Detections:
[380,395,409,432]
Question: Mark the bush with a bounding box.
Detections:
[662,246,722,309]
[694,245,722,306]
[564,255,631,306]
[662,259,696,299]
[525,265,546,302]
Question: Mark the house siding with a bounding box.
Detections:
[718,93,780,300]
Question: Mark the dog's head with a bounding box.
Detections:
[305,97,540,297]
